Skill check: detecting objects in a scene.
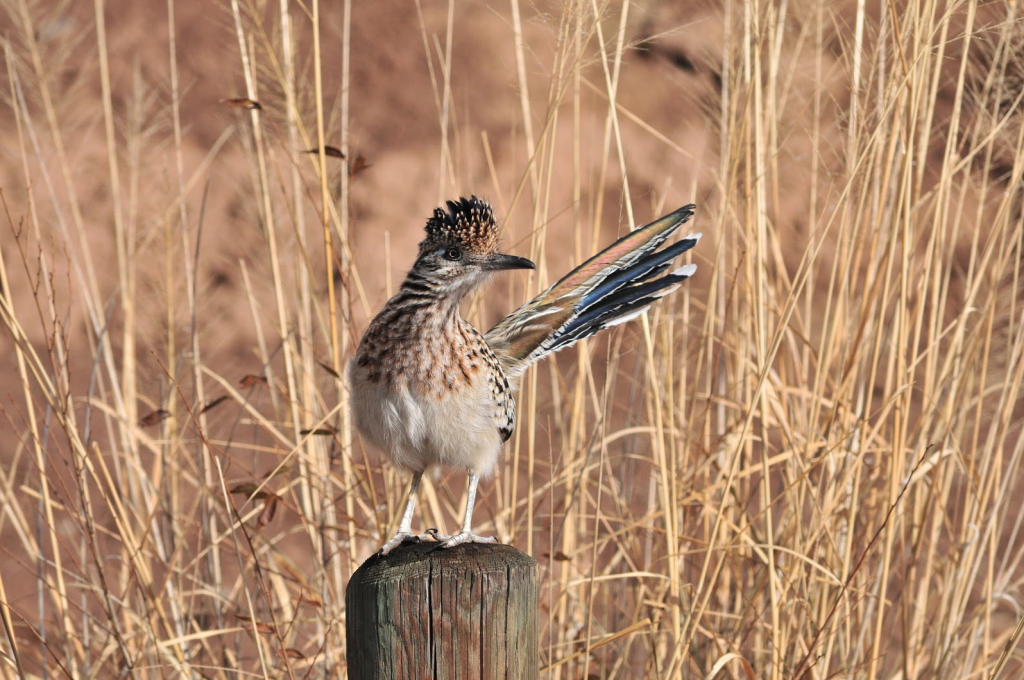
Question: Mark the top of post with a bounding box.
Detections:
[350,542,536,585]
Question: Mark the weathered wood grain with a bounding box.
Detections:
[346,542,538,680]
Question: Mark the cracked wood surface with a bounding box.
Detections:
[346,542,538,680]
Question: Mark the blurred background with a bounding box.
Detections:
[2,0,1023,677]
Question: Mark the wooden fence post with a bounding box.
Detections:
[346,542,538,680]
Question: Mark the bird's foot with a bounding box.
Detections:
[378,529,444,556]
[439,531,498,549]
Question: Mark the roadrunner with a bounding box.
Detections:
[350,196,700,554]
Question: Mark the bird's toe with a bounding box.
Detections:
[379,530,446,555]
[439,532,498,549]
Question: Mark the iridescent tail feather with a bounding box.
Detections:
[486,204,700,374]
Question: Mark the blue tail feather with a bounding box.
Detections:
[580,233,701,309]
[543,264,696,352]
[485,204,700,368]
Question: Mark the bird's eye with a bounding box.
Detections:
[444,247,462,261]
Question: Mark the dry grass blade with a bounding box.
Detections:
[0,0,1022,677]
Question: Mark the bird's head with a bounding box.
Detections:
[415,196,535,298]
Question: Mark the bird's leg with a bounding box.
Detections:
[379,471,440,555]
[440,472,498,549]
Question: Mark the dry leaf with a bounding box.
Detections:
[199,395,229,415]
[235,614,274,635]
[348,154,371,176]
[229,482,269,500]
[304,145,345,159]
[300,427,336,436]
[239,374,267,388]
[256,494,279,529]
[298,590,324,608]
[317,360,340,378]
[263,465,291,479]
[139,409,171,427]
[221,97,262,110]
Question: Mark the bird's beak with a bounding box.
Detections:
[482,253,536,272]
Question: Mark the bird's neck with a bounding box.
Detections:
[395,267,481,318]
[376,269,459,330]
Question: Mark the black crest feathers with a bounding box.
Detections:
[424,196,499,255]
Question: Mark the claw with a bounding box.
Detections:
[424,527,451,541]
[439,531,498,549]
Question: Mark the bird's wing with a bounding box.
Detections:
[485,204,699,375]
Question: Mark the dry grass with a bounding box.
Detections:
[2,0,1024,677]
